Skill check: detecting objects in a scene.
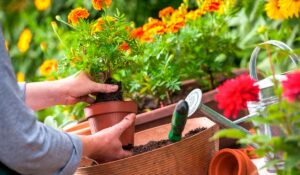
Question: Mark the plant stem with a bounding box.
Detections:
[166,91,172,104]
[208,67,215,89]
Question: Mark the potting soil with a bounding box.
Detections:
[133,127,206,155]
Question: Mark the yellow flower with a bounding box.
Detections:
[185,9,204,20]
[34,0,51,11]
[265,0,285,20]
[17,29,32,53]
[17,72,25,82]
[278,0,300,18]
[68,8,90,26]
[39,59,58,76]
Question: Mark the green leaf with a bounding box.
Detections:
[44,116,58,129]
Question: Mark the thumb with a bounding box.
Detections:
[90,82,119,93]
[113,113,136,137]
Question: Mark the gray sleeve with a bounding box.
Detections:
[0,26,82,175]
[18,82,26,101]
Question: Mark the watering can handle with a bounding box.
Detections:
[249,40,300,80]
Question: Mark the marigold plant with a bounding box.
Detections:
[56,3,142,94]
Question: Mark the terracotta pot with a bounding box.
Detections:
[209,148,258,175]
[84,101,137,148]
[76,117,219,175]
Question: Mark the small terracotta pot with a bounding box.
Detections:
[84,101,137,148]
[209,148,258,175]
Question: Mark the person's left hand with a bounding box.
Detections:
[57,71,118,105]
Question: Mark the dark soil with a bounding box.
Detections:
[95,78,123,102]
[132,127,206,155]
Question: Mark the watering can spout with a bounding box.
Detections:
[185,89,251,135]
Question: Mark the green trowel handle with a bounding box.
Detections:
[168,100,189,142]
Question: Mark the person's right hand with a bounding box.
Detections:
[79,113,135,163]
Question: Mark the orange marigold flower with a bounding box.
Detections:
[131,27,144,39]
[143,18,167,35]
[201,0,223,13]
[150,26,167,35]
[168,20,185,33]
[17,28,32,53]
[119,42,130,51]
[209,2,221,11]
[68,8,89,26]
[34,0,51,11]
[92,18,105,33]
[39,59,58,76]
[92,0,112,11]
[159,6,175,18]
[170,10,186,22]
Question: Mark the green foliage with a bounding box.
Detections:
[122,10,240,103]
[211,128,247,140]
[228,0,300,75]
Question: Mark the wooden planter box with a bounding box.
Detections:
[75,117,218,175]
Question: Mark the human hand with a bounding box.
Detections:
[25,71,117,111]
[79,113,135,162]
[57,71,118,105]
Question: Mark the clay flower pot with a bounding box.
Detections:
[209,148,258,175]
[75,117,219,175]
[84,101,137,148]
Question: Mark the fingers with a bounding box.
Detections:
[114,113,136,137]
[75,96,96,104]
[117,149,132,159]
[91,82,118,93]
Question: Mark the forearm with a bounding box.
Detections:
[25,80,64,110]
[78,135,94,157]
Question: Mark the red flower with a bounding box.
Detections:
[215,74,259,119]
[119,42,129,51]
[282,71,300,102]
